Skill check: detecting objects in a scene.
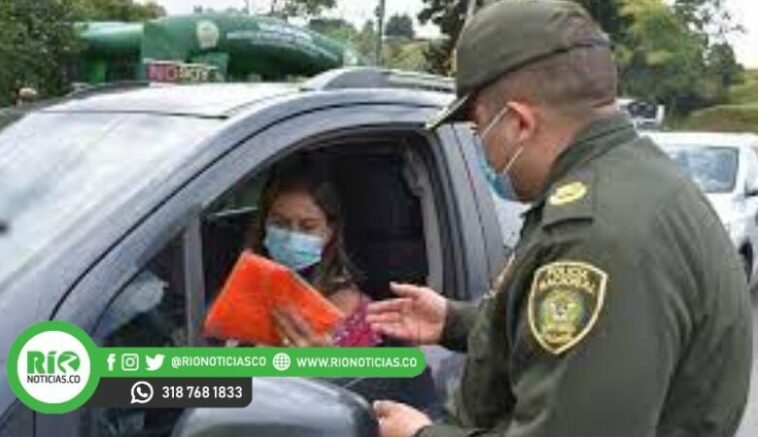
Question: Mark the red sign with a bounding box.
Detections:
[145,60,217,83]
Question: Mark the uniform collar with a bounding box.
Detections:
[527,112,637,212]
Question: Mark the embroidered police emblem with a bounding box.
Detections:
[528,261,607,355]
[548,181,587,206]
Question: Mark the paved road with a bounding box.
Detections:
[736,290,758,437]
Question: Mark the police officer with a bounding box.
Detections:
[366,1,753,436]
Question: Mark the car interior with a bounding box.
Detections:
[201,131,445,305]
[83,130,460,436]
[200,130,456,412]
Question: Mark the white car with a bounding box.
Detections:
[648,132,758,282]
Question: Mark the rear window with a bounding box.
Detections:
[663,145,739,194]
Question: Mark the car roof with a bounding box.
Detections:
[644,131,758,148]
[39,82,299,118]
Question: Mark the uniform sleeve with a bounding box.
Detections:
[439,300,481,352]
[419,225,684,437]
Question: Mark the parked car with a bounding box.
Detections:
[647,132,758,282]
[0,68,522,437]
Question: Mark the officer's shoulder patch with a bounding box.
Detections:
[527,260,608,355]
[541,172,596,228]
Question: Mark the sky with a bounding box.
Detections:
[149,0,758,67]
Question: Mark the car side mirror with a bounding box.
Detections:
[171,377,378,437]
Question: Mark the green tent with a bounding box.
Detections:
[76,14,362,84]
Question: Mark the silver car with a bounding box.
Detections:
[649,132,758,282]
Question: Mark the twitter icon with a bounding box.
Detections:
[145,354,165,371]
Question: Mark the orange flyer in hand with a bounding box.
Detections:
[203,250,345,345]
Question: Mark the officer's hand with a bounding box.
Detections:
[366,282,446,345]
[374,400,431,437]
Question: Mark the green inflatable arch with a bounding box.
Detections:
[76,14,362,84]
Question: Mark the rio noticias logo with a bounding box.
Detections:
[6,322,100,414]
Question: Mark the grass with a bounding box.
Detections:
[671,69,758,133]
[728,70,758,106]
[672,103,758,133]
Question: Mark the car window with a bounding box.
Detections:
[199,135,450,416]
[0,112,220,291]
[82,233,189,437]
[663,145,739,193]
[202,170,271,296]
[0,402,33,437]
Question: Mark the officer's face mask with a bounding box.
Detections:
[263,225,325,272]
[476,105,525,200]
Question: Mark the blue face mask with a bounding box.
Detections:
[475,105,523,201]
[475,145,515,200]
[263,225,325,272]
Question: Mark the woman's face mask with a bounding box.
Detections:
[264,190,332,271]
[264,225,325,272]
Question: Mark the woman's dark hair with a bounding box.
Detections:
[250,158,356,295]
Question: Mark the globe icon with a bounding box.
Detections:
[272,352,291,371]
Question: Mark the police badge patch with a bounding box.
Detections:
[528,261,608,355]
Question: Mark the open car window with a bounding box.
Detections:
[198,130,461,419]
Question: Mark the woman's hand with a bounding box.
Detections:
[366,282,447,345]
[273,306,333,347]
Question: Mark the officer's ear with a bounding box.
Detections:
[503,101,538,145]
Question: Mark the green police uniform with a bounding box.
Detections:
[421,1,753,436]
[420,113,753,437]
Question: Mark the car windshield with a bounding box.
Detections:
[663,145,739,194]
[0,110,221,287]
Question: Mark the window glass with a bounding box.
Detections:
[0,112,219,290]
[663,145,739,193]
[0,403,33,437]
[202,170,271,298]
[82,234,188,437]
[201,141,443,416]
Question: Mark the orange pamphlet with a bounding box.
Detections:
[203,250,345,345]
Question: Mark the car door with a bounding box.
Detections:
[41,98,504,436]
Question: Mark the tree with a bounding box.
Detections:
[418,0,741,115]
[309,18,359,43]
[356,20,378,63]
[269,0,336,18]
[0,0,165,106]
[385,14,415,39]
[0,0,82,106]
[574,0,628,40]
[418,0,628,74]
[673,0,738,38]
[384,40,427,71]
[77,0,165,21]
[143,1,167,18]
[418,0,469,74]
[617,0,717,114]
[707,42,743,91]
